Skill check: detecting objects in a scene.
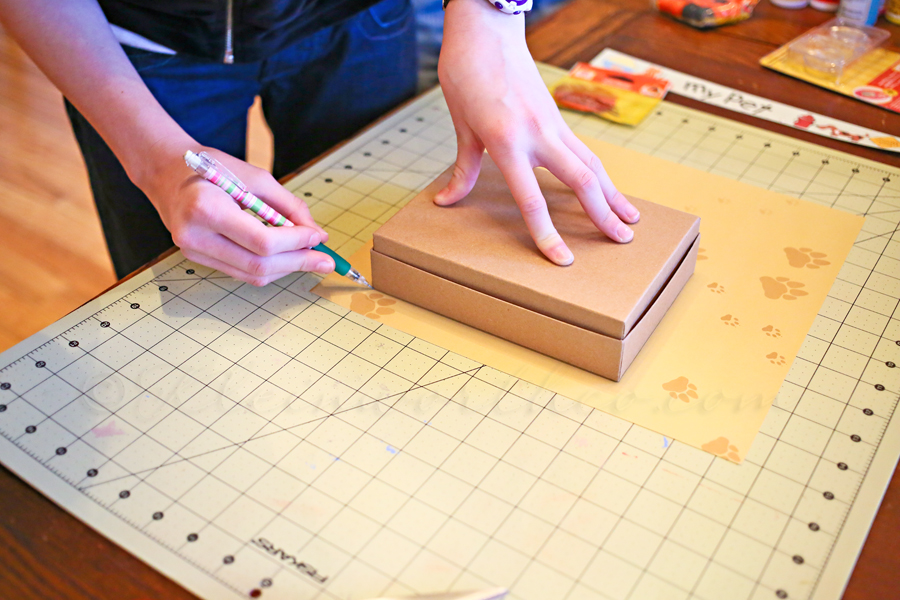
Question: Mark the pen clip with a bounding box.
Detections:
[198,151,247,191]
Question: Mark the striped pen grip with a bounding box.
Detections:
[205,169,291,227]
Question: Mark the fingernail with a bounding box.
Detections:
[616,223,634,243]
[627,207,640,222]
[617,192,639,222]
[309,233,321,247]
[549,245,575,266]
[314,259,333,273]
[434,191,446,205]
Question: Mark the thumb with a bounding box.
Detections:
[434,124,485,206]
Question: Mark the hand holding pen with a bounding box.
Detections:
[177,149,369,287]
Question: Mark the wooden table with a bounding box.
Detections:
[1,2,898,598]
[530,4,900,600]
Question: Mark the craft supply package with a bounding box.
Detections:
[370,158,701,381]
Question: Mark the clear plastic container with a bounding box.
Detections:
[785,17,890,83]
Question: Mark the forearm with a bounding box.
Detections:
[0,0,193,193]
[1,0,335,286]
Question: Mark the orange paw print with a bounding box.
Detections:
[707,282,725,294]
[767,352,786,365]
[762,325,781,338]
[697,248,708,261]
[350,292,396,319]
[760,276,808,300]
[785,247,830,269]
[720,314,739,327]
[662,376,699,403]
[702,437,741,462]
[759,208,773,216]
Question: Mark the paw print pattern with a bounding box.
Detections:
[720,314,739,327]
[762,325,782,338]
[702,436,741,462]
[760,276,808,300]
[767,352,786,365]
[350,292,397,319]
[707,282,725,294]
[662,376,699,403]
[785,247,830,269]
[697,248,708,261]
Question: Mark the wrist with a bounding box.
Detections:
[444,0,533,15]
[444,0,525,39]
[126,126,198,206]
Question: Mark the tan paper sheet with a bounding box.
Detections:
[314,137,863,461]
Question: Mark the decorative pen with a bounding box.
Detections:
[184,150,371,287]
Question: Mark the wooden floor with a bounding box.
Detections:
[0,24,273,353]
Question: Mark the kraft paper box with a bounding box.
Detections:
[370,157,700,381]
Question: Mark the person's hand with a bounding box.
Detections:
[437,0,640,265]
[138,139,333,286]
[0,0,332,286]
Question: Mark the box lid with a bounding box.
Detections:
[373,155,700,339]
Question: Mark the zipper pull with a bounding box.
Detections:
[224,0,235,63]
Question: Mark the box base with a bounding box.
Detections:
[371,236,700,381]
